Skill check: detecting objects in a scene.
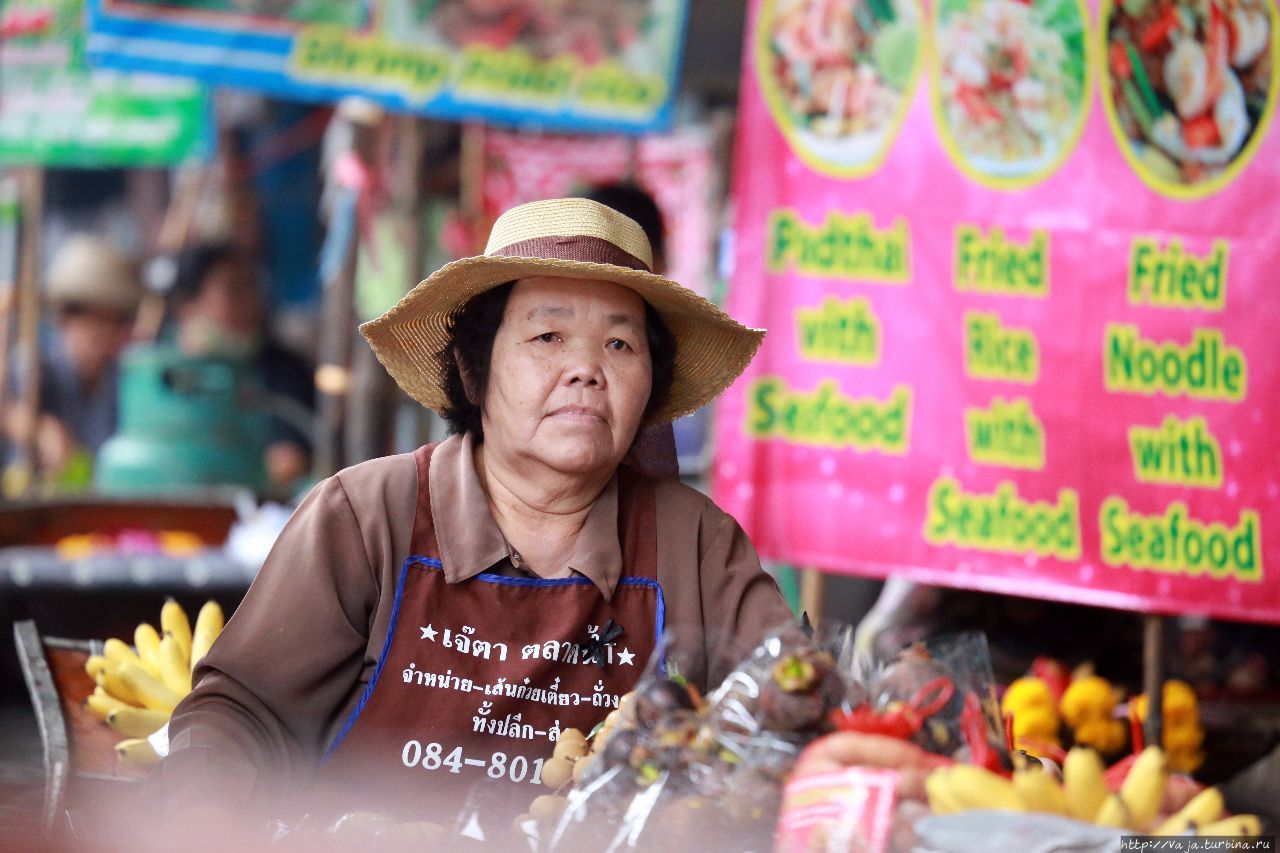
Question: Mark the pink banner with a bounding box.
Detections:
[716,0,1280,624]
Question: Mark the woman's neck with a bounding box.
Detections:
[472,442,611,576]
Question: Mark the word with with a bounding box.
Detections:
[767,209,910,282]
[954,226,1048,297]
[747,379,911,454]
[796,296,881,364]
[1105,325,1246,401]
[290,27,449,101]
[1128,415,1222,488]
[1100,497,1261,582]
[964,311,1039,383]
[519,639,636,667]
[1128,238,1228,310]
[965,397,1045,470]
[924,477,1080,559]
[400,665,475,693]
[420,624,507,661]
[456,45,575,101]
[471,706,559,741]
[484,676,620,708]
[401,740,544,785]
[578,61,668,112]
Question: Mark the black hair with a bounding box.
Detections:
[583,183,666,267]
[438,282,677,441]
[168,242,243,306]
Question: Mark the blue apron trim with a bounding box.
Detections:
[321,556,665,760]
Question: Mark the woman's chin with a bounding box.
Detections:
[527,440,620,477]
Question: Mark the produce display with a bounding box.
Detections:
[1104,0,1274,186]
[82,599,225,768]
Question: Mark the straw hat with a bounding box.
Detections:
[361,198,765,423]
[45,235,143,318]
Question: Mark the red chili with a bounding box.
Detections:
[1139,6,1181,51]
[1183,113,1222,148]
[1110,41,1133,79]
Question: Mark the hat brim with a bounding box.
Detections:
[360,255,765,423]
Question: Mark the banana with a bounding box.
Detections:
[945,765,1025,812]
[114,737,161,768]
[116,661,182,713]
[103,637,145,669]
[106,706,170,738]
[1013,766,1068,815]
[158,633,193,697]
[1198,815,1261,837]
[925,769,965,815]
[161,598,192,666]
[85,687,130,720]
[85,654,110,680]
[190,599,225,672]
[134,623,164,678]
[97,661,143,707]
[1154,787,1224,836]
[1119,746,1167,832]
[1063,747,1109,823]
[1094,794,1131,828]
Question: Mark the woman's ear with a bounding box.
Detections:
[454,346,482,406]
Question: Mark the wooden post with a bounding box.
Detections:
[1142,614,1165,751]
[0,175,19,462]
[7,167,44,496]
[800,567,826,626]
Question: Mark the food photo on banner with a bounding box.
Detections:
[82,0,691,132]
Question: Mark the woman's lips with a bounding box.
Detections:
[547,405,608,423]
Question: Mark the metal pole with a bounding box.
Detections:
[1142,614,1165,751]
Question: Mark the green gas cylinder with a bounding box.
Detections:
[96,344,272,494]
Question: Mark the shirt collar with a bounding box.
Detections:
[428,432,624,600]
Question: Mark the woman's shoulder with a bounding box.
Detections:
[647,477,741,534]
[320,450,421,508]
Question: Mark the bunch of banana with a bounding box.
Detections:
[83,598,225,768]
[925,746,1263,837]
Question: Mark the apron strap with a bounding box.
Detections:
[410,439,659,580]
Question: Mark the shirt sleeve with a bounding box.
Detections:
[155,473,381,812]
[698,509,796,689]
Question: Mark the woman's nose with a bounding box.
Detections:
[564,344,605,388]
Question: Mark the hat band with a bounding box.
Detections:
[489,235,651,272]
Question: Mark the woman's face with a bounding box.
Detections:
[481,276,653,478]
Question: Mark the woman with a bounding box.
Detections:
[157,198,793,828]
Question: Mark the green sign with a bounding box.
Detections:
[0,0,209,166]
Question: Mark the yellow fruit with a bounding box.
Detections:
[85,655,110,680]
[158,634,193,696]
[530,795,567,824]
[1063,747,1109,823]
[161,599,192,665]
[925,769,964,815]
[1198,815,1261,837]
[553,737,588,761]
[1119,746,1167,831]
[103,638,144,669]
[1013,767,1068,815]
[540,756,573,789]
[85,687,129,720]
[1094,795,1130,828]
[116,661,182,713]
[96,662,143,707]
[106,706,170,738]
[133,624,164,678]
[1002,678,1056,715]
[190,600,225,672]
[114,737,161,768]
[572,754,597,784]
[1154,787,1224,836]
[1060,676,1116,728]
[946,765,1024,812]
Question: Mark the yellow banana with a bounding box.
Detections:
[1119,746,1167,832]
[85,687,130,720]
[925,769,965,815]
[161,598,192,666]
[106,706,170,738]
[96,661,143,707]
[1198,815,1261,837]
[134,623,164,678]
[1094,794,1131,828]
[116,661,182,713]
[945,765,1025,812]
[190,599,225,672]
[158,633,192,697]
[103,637,146,670]
[1063,747,1109,823]
[1013,766,1068,815]
[1154,787,1224,836]
[114,737,161,768]
[85,654,110,680]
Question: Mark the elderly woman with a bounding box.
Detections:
[157,199,792,827]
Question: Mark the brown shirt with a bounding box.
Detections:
[158,433,793,809]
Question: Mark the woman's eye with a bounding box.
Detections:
[536,332,558,343]
[607,339,633,352]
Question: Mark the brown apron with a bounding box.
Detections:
[320,443,663,832]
